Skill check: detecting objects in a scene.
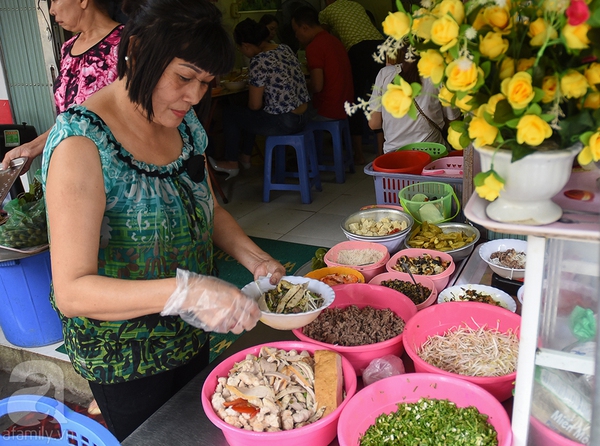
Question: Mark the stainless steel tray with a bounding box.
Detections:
[0,157,27,204]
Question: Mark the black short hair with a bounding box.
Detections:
[291,6,319,27]
[233,18,270,46]
[259,13,278,27]
[117,0,234,120]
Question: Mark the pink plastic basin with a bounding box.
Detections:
[337,373,513,446]
[324,240,390,282]
[201,341,357,446]
[402,301,521,402]
[386,248,455,292]
[369,271,438,311]
[293,283,417,376]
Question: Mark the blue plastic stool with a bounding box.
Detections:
[0,395,120,445]
[306,119,355,183]
[263,130,322,204]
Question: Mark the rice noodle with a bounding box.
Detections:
[417,324,519,377]
[336,249,384,266]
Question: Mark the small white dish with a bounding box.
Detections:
[517,285,524,304]
[438,284,517,313]
[478,239,527,280]
[240,275,335,330]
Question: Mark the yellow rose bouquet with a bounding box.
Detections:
[369,0,600,201]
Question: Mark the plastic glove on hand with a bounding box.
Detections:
[161,269,261,334]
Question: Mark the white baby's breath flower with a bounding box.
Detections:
[465,27,477,40]
[421,0,432,9]
[458,57,474,71]
[495,0,507,7]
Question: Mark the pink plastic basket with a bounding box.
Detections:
[422,156,464,177]
[364,162,463,206]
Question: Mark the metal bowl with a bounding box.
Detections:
[404,222,480,262]
[341,208,414,254]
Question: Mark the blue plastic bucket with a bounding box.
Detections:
[0,250,62,347]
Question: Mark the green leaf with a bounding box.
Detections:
[506,118,521,128]
[411,82,422,97]
[448,45,460,60]
[396,0,406,13]
[392,74,403,86]
[579,131,594,145]
[539,113,555,122]
[408,102,418,120]
[473,171,489,186]
[526,103,542,116]
[532,87,545,104]
[460,133,472,148]
[481,60,491,79]
[493,100,516,124]
[450,120,468,132]
[510,143,536,162]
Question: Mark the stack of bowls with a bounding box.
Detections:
[340,207,414,254]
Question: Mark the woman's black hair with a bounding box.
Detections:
[233,18,270,46]
[117,0,234,120]
[258,13,278,27]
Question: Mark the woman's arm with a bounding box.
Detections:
[46,136,174,320]
[248,85,265,110]
[369,111,383,130]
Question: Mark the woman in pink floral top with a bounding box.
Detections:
[1,0,122,172]
[53,24,123,114]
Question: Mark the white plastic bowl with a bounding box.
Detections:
[438,284,517,313]
[478,239,527,280]
[223,80,247,91]
[241,276,335,330]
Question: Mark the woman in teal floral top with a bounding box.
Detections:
[41,0,285,440]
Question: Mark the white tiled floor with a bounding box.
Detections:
[214,149,379,248]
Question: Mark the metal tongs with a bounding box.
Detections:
[400,259,425,303]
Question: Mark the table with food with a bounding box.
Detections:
[120,201,556,446]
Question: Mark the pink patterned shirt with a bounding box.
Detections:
[53,25,123,114]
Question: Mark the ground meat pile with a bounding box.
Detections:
[302,305,406,346]
[490,248,526,269]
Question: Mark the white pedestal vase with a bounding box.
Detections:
[475,144,582,225]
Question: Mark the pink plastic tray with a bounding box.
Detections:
[422,156,464,177]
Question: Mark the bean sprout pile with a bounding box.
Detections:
[417,323,519,377]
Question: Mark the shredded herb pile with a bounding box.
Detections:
[360,398,498,446]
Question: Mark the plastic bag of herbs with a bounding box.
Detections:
[0,170,47,249]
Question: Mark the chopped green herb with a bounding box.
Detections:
[360,398,498,446]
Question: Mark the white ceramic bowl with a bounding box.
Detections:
[223,80,247,91]
[241,276,335,330]
[438,284,517,313]
[517,285,524,304]
[478,239,527,280]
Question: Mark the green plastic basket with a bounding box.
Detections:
[396,142,448,161]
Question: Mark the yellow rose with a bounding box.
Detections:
[445,58,481,92]
[528,18,558,46]
[430,15,460,52]
[472,8,487,30]
[484,6,511,32]
[475,171,505,201]
[418,50,445,85]
[438,86,454,107]
[585,63,600,91]
[517,57,536,72]
[435,0,465,25]
[541,75,558,103]
[577,132,600,165]
[455,93,474,112]
[412,13,436,40]
[382,11,411,40]
[516,115,553,146]
[561,69,589,99]
[583,92,600,109]
[447,126,466,151]
[562,23,591,50]
[468,107,499,148]
[381,79,413,118]
[486,93,506,115]
[499,57,515,80]
[501,72,535,110]
[479,32,509,60]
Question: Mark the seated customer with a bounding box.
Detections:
[369,53,460,154]
[209,18,310,178]
[291,6,353,121]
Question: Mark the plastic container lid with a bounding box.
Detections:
[422,156,464,177]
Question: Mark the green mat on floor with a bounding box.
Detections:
[55,237,324,363]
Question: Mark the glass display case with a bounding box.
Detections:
[464,168,600,446]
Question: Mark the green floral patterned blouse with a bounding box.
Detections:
[42,105,212,384]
